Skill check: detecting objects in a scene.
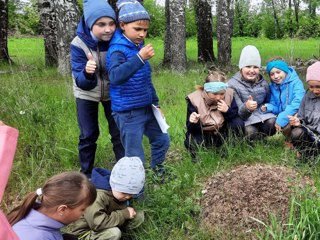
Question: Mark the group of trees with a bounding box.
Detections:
[234,0,320,39]
[0,0,319,73]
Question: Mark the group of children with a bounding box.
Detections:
[185,44,320,162]
[5,0,320,239]
[8,0,166,239]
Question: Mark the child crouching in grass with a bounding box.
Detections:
[288,62,320,160]
[70,157,145,240]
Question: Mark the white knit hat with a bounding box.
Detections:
[238,45,261,69]
[110,157,145,195]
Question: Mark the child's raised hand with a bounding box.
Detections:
[288,115,301,126]
[85,53,96,74]
[217,100,229,113]
[138,44,155,60]
[245,95,257,112]
[127,206,136,219]
[189,112,200,123]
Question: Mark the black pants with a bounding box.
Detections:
[185,117,244,159]
[244,118,277,141]
[290,126,319,159]
[76,98,125,177]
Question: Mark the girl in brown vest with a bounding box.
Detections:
[184,71,244,161]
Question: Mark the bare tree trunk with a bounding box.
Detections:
[288,0,293,38]
[216,0,234,67]
[108,0,117,10]
[55,0,80,75]
[39,0,58,66]
[0,0,10,63]
[163,0,171,66]
[169,0,187,72]
[270,0,281,38]
[195,0,215,63]
[293,0,300,29]
[39,0,80,75]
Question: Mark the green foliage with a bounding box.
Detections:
[262,15,277,40]
[296,15,320,39]
[186,6,197,38]
[144,0,165,38]
[254,186,320,239]
[8,0,41,35]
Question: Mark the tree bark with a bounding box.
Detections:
[288,0,293,37]
[0,0,10,63]
[170,0,187,72]
[163,0,171,66]
[293,0,300,29]
[39,0,58,67]
[55,0,80,75]
[39,0,79,75]
[216,0,234,67]
[270,0,282,38]
[195,0,215,63]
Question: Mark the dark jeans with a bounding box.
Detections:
[76,98,125,177]
[290,126,319,159]
[245,118,277,141]
[185,117,244,159]
[112,106,170,173]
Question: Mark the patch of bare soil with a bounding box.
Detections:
[200,164,314,239]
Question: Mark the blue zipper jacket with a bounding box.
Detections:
[264,67,305,127]
[70,16,110,101]
[106,29,159,111]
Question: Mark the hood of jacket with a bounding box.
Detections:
[76,16,109,51]
[109,28,144,50]
[270,67,300,89]
[91,168,112,191]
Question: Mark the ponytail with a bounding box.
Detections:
[7,192,38,225]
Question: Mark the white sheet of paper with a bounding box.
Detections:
[152,104,170,133]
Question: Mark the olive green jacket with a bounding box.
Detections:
[70,189,130,236]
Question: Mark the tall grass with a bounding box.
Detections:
[1,36,320,239]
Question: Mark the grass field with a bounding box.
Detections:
[1,36,320,239]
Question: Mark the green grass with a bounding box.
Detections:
[1,36,320,239]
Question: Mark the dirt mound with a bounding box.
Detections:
[200,164,313,239]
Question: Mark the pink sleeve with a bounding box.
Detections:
[0,125,19,240]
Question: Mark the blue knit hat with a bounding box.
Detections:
[84,0,116,29]
[266,60,289,75]
[117,0,150,23]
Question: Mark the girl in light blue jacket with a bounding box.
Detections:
[261,59,305,137]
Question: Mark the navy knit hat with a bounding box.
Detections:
[84,0,116,29]
[117,0,150,23]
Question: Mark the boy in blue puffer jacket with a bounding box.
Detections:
[70,0,125,178]
[106,0,170,178]
[261,58,305,141]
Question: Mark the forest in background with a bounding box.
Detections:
[7,0,320,39]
